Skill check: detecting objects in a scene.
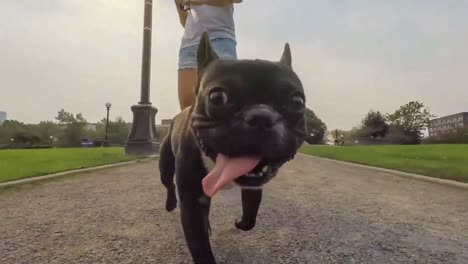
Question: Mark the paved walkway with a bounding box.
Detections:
[1,156,467,263]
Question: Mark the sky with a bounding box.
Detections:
[1,0,467,130]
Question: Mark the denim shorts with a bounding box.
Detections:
[178,38,237,69]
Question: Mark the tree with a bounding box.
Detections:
[56,109,86,124]
[339,127,361,143]
[0,120,28,145]
[34,121,61,144]
[94,117,131,146]
[1,120,61,147]
[11,131,40,147]
[107,117,130,145]
[55,109,88,147]
[304,108,327,144]
[385,101,434,144]
[360,110,388,138]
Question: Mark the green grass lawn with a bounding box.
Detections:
[0,148,142,183]
[301,144,468,183]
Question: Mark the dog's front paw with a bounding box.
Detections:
[165,191,177,212]
[166,199,177,212]
[235,219,256,231]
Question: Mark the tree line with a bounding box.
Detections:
[336,100,467,145]
[301,101,439,146]
[303,101,437,146]
[0,109,131,148]
[1,107,329,148]
[3,101,459,149]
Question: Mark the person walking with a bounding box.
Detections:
[175,0,243,110]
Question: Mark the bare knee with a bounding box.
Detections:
[178,68,198,110]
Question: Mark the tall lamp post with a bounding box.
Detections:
[125,0,159,155]
[104,102,112,147]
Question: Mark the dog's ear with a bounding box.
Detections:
[197,31,219,73]
[280,43,292,68]
[195,32,219,95]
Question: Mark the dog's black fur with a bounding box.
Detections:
[159,32,306,264]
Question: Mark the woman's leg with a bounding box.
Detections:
[177,38,237,110]
[178,44,199,110]
[178,68,198,110]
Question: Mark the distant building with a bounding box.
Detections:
[0,111,6,125]
[156,119,172,130]
[428,112,468,137]
[161,119,172,126]
[155,119,172,140]
[85,123,99,131]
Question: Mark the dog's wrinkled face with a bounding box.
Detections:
[192,33,306,189]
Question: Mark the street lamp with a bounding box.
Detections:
[124,0,159,155]
[104,102,112,147]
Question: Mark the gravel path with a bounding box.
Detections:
[1,155,467,263]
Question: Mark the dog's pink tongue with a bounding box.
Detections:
[202,154,261,197]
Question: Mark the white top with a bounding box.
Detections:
[181,4,238,49]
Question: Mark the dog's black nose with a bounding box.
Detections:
[244,105,279,129]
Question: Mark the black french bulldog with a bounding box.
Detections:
[159,32,306,264]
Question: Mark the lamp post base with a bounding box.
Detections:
[125,103,160,156]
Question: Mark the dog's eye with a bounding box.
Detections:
[209,91,228,106]
[290,95,305,110]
